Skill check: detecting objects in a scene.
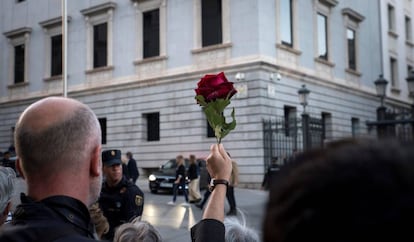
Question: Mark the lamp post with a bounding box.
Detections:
[373,75,389,137]
[374,74,388,107]
[298,84,310,114]
[406,70,414,138]
[406,70,414,96]
[298,84,311,150]
[367,73,414,140]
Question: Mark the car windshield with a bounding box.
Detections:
[162,159,193,169]
[162,159,176,169]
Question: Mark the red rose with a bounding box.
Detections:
[195,72,237,102]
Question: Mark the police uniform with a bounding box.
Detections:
[99,150,144,241]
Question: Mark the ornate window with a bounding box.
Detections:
[3,27,32,85]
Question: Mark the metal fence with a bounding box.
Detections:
[366,107,414,142]
[263,114,324,169]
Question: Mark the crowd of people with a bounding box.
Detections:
[1,96,414,242]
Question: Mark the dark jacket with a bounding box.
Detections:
[191,219,225,242]
[99,176,144,240]
[262,164,280,190]
[176,164,186,184]
[0,194,97,242]
[127,158,139,183]
[188,163,199,180]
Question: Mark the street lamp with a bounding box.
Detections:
[298,84,310,113]
[406,70,414,95]
[374,74,388,107]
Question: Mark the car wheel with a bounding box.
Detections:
[150,189,158,194]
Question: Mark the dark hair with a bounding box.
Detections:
[263,139,414,242]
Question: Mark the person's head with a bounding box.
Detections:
[0,167,16,225]
[14,97,102,205]
[189,154,196,164]
[126,151,133,159]
[3,151,10,160]
[263,138,414,242]
[113,218,162,242]
[102,149,123,186]
[176,155,184,166]
[224,216,260,242]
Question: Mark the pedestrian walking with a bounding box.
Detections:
[168,155,189,205]
[126,151,139,184]
[188,154,202,203]
[226,153,239,216]
[261,157,280,190]
[195,173,212,210]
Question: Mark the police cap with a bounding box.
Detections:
[102,149,122,167]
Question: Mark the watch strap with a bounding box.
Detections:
[209,179,229,192]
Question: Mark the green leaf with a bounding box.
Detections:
[195,95,208,106]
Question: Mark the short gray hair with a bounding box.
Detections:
[0,167,16,213]
[15,103,101,176]
[224,216,260,242]
[114,218,162,242]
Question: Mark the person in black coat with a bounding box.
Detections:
[0,97,102,241]
[261,157,280,190]
[168,155,189,205]
[126,151,139,184]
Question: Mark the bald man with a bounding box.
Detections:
[0,97,102,241]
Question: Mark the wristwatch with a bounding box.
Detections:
[209,179,229,192]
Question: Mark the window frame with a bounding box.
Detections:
[317,12,328,60]
[201,0,222,47]
[194,0,230,49]
[98,118,107,145]
[342,8,365,74]
[390,57,398,88]
[313,0,337,63]
[132,0,166,61]
[278,0,296,48]
[143,112,160,142]
[143,8,160,58]
[3,27,32,86]
[351,117,359,137]
[39,16,69,80]
[93,22,108,68]
[405,15,412,42]
[388,4,396,33]
[80,2,116,72]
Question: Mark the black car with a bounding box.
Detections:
[148,158,208,193]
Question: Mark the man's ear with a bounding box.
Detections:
[90,145,102,177]
[16,158,25,179]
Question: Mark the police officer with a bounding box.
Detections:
[99,149,144,241]
[261,157,281,190]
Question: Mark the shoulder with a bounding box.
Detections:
[0,223,95,242]
[191,219,225,242]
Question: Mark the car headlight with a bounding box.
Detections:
[149,174,157,181]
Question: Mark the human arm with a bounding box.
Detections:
[190,144,232,242]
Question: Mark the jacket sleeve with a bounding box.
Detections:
[191,219,225,242]
[124,185,144,221]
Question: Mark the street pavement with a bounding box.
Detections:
[11,177,268,242]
